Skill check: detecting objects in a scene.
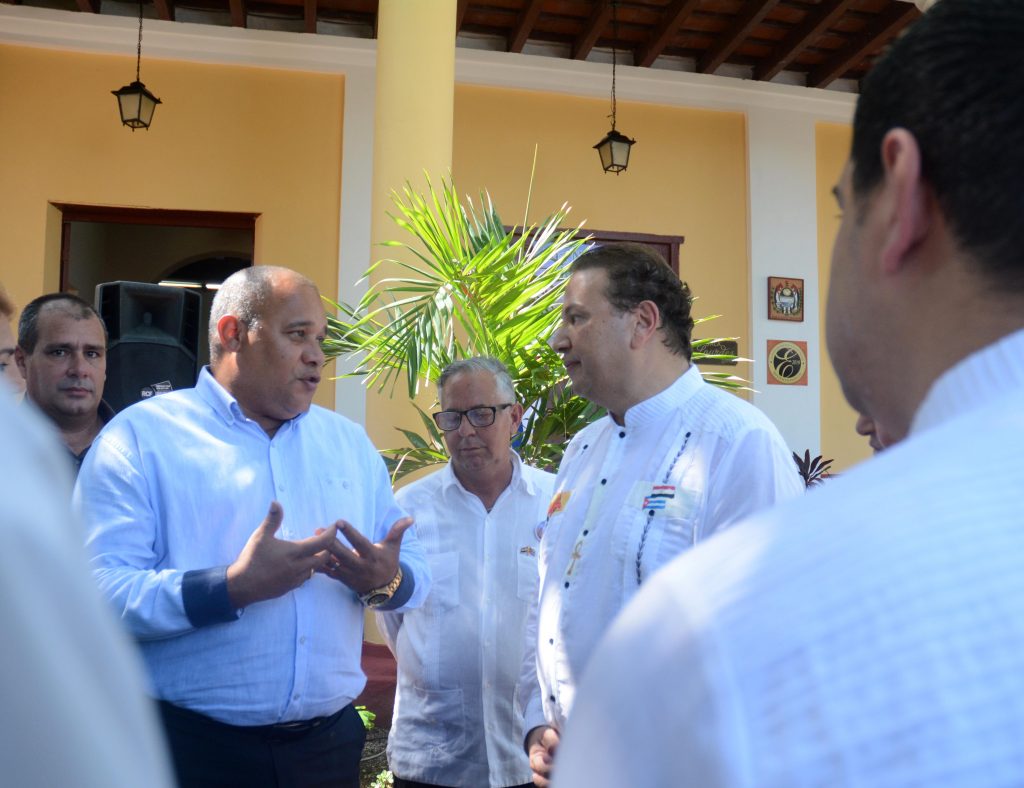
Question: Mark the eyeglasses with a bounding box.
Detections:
[432,404,514,432]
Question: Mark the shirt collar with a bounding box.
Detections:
[195,366,309,433]
[622,364,704,429]
[911,326,1024,437]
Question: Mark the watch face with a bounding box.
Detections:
[366,593,390,607]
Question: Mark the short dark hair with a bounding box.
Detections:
[851,0,1024,291]
[571,242,694,360]
[18,293,107,354]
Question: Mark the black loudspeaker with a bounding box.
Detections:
[96,281,202,413]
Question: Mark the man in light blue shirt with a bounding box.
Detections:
[77,265,430,788]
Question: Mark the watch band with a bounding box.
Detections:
[359,566,403,608]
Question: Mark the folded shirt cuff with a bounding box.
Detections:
[374,560,414,611]
[182,566,241,627]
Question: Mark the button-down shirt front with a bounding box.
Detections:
[76,368,430,725]
[522,366,803,732]
[379,455,554,788]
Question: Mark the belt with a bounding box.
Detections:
[159,700,351,739]
[263,710,344,734]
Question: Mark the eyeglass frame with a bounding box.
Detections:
[432,403,515,432]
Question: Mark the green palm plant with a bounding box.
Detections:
[323,173,746,481]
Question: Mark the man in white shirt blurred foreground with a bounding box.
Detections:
[379,357,554,788]
[556,2,1024,786]
[0,382,174,788]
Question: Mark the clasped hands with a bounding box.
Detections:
[226,501,413,609]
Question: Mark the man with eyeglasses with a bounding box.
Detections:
[377,357,554,788]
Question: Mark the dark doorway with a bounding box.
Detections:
[55,205,257,370]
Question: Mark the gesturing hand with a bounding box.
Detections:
[226,502,337,609]
[318,516,414,594]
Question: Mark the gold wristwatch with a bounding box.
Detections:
[359,566,403,608]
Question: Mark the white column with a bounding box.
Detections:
[746,107,822,455]
[333,65,375,425]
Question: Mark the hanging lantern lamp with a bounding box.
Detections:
[594,0,635,173]
[112,0,162,130]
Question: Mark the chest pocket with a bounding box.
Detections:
[633,486,702,583]
[425,550,459,611]
[516,549,539,601]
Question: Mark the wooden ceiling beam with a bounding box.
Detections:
[508,0,544,53]
[572,0,610,61]
[809,4,917,88]
[303,0,316,33]
[635,0,700,68]
[698,0,781,74]
[456,0,469,33]
[228,0,246,28]
[755,0,854,82]
[153,0,174,22]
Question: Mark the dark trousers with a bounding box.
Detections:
[158,701,366,788]
[394,779,533,788]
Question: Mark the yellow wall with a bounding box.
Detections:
[0,44,344,407]
[452,85,751,364]
[816,121,870,472]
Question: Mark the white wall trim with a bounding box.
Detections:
[2,4,854,121]
[454,49,855,122]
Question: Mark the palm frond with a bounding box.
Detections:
[323,172,747,480]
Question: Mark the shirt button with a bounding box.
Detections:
[549,695,556,703]
[600,479,607,485]
[583,530,589,536]
[548,638,554,645]
[564,581,570,588]
[299,636,307,645]
[293,693,300,700]
[619,431,626,438]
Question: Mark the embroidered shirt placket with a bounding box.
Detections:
[562,428,629,582]
[635,430,693,586]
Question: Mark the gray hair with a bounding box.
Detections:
[208,266,312,362]
[437,357,516,406]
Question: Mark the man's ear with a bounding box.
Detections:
[878,128,931,276]
[630,300,661,349]
[216,315,245,353]
[14,345,26,376]
[509,402,525,436]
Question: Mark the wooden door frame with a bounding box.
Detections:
[53,204,259,291]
